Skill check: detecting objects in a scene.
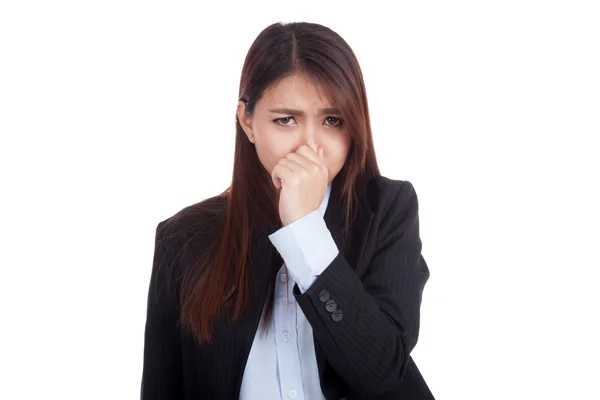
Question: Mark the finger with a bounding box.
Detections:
[296,144,318,156]
[271,163,294,188]
[271,165,281,189]
[295,145,323,167]
[278,157,305,173]
[284,152,320,175]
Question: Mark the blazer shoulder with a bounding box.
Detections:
[156,192,228,251]
[367,175,418,217]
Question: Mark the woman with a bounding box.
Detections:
[141,21,434,400]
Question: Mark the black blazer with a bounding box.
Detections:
[141,175,434,399]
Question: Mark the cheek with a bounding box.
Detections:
[255,130,293,169]
[323,135,351,166]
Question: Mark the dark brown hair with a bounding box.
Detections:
[174,21,381,345]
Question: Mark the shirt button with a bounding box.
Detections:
[282,331,291,342]
[288,389,297,398]
[280,273,288,282]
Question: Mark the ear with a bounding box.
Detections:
[237,101,255,144]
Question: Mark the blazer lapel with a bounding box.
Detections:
[324,174,375,267]
[323,176,347,257]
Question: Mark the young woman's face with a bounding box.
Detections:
[237,74,351,185]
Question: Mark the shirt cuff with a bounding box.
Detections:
[268,209,339,293]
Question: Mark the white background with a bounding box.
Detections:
[1,1,599,399]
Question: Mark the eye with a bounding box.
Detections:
[272,116,344,127]
[325,116,343,127]
[273,117,295,126]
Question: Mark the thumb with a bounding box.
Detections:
[271,168,281,190]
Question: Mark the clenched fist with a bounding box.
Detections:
[271,144,329,226]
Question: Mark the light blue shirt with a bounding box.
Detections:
[239,182,339,400]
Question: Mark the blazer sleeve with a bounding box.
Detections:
[141,221,183,400]
[292,180,430,396]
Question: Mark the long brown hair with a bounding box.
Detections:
[174,21,381,345]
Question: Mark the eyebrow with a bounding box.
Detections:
[268,107,341,116]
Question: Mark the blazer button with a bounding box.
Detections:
[318,290,330,303]
[325,299,337,312]
[331,310,344,322]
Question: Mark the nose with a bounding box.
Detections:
[301,125,322,152]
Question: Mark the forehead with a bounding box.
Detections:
[259,74,333,109]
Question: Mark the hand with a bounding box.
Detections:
[271,144,329,226]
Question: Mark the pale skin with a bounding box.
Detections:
[237,73,351,227]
